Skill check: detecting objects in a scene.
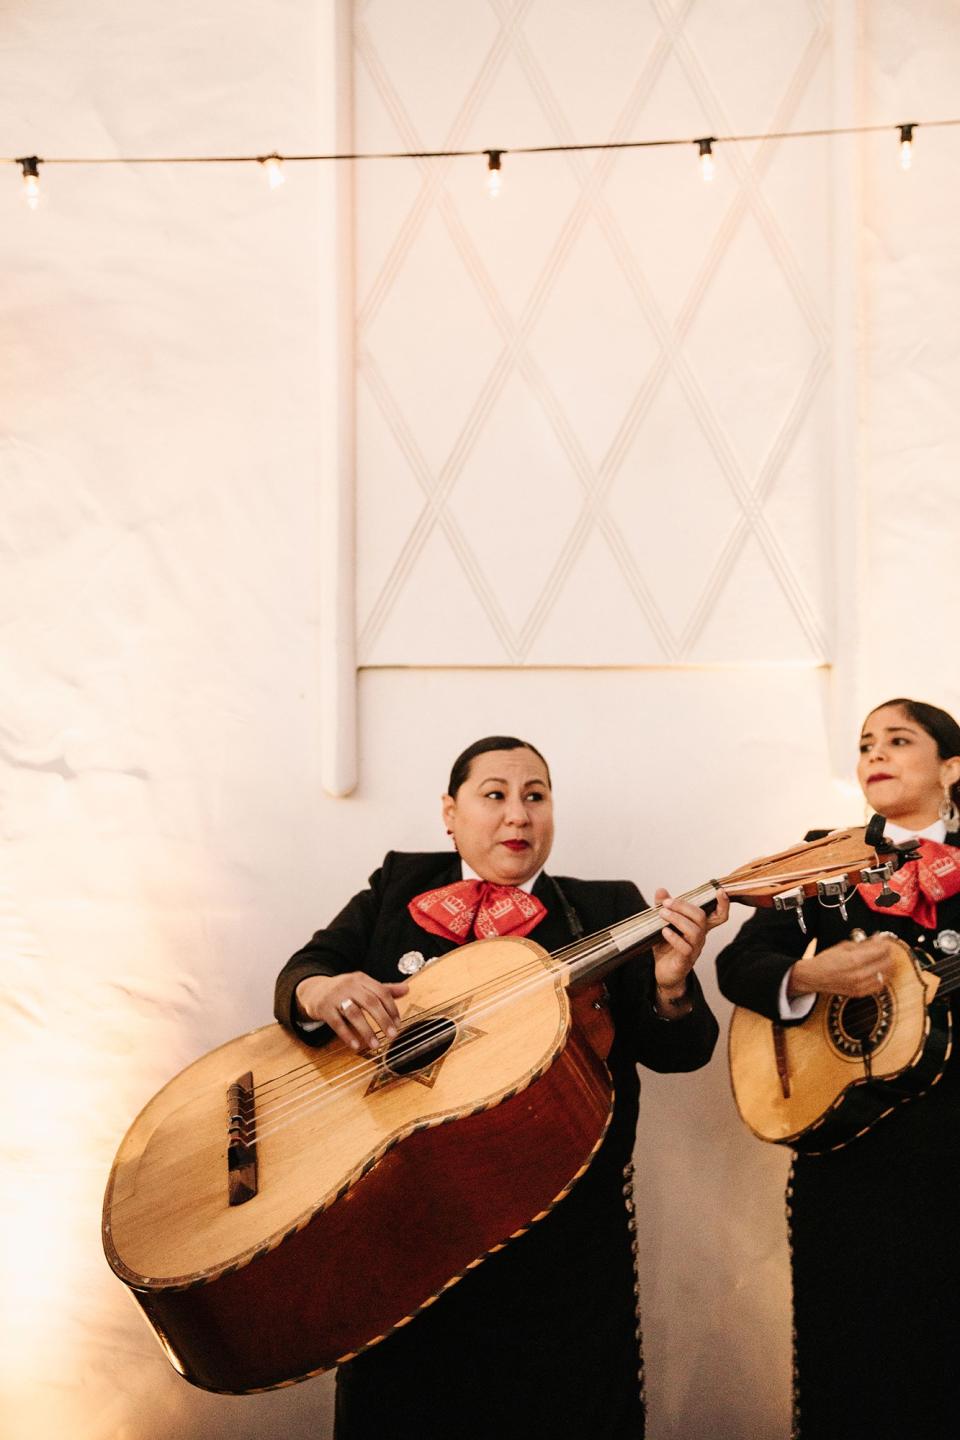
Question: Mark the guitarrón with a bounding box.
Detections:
[102,828,890,1392]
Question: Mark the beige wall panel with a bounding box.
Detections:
[355,0,834,669]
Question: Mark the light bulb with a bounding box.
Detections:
[899,124,914,172]
[485,150,502,200]
[18,156,41,210]
[260,154,285,190]
[697,138,715,183]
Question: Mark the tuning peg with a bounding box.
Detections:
[816,876,850,920]
[773,887,807,934]
[862,862,900,907]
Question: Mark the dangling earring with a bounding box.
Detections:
[939,787,960,832]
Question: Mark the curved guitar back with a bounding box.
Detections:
[103,936,613,1391]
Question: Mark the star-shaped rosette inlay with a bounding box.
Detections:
[365,996,485,1093]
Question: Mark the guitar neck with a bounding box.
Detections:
[555,882,720,988]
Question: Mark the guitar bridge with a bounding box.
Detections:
[227,1070,259,1206]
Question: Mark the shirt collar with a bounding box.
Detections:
[882,818,947,844]
[460,859,543,893]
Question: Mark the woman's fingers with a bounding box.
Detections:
[296,972,410,1051]
[708,889,731,928]
[794,935,897,997]
[337,978,411,1050]
[657,894,708,957]
[653,888,728,997]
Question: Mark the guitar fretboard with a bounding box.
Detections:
[555,882,720,987]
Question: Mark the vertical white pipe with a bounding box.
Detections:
[828,0,865,775]
[319,0,358,796]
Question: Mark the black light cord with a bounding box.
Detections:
[7,116,958,172]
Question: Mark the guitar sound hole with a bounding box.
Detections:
[828,993,893,1058]
[385,1016,457,1077]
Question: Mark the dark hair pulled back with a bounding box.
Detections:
[447,736,551,797]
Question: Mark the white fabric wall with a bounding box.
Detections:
[2,3,959,1438]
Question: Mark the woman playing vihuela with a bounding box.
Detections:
[717,698,960,1440]
[275,734,729,1439]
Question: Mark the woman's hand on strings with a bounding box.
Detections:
[787,934,896,999]
[295,972,409,1051]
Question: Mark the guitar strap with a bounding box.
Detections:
[548,876,584,940]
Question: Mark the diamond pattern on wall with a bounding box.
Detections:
[681,209,822,476]
[354,0,834,666]
[446,379,587,637]
[525,215,663,469]
[606,372,742,643]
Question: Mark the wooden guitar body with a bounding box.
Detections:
[728,935,953,1154]
[102,936,613,1393]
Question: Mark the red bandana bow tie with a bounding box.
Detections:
[858,839,960,929]
[408,879,546,943]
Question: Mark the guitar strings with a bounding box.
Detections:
[148,858,906,1158]
[260,859,870,1113]
[233,889,717,1144]
[122,865,958,1208]
[120,943,960,1216]
[120,838,957,1220]
[242,947,606,1128]
[244,881,719,1121]
[237,862,917,1139]
[248,899,959,1147]
[242,889,698,1115]
[245,916,665,1141]
[836,952,960,1037]
[240,872,853,1138]
[250,920,635,1101]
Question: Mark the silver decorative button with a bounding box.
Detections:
[934,929,960,956]
[397,950,426,975]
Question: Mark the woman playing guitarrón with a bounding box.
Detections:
[717,698,960,1440]
[275,735,728,1440]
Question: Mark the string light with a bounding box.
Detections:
[17,155,41,210]
[259,153,285,189]
[6,119,958,198]
[485,149,502,199]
